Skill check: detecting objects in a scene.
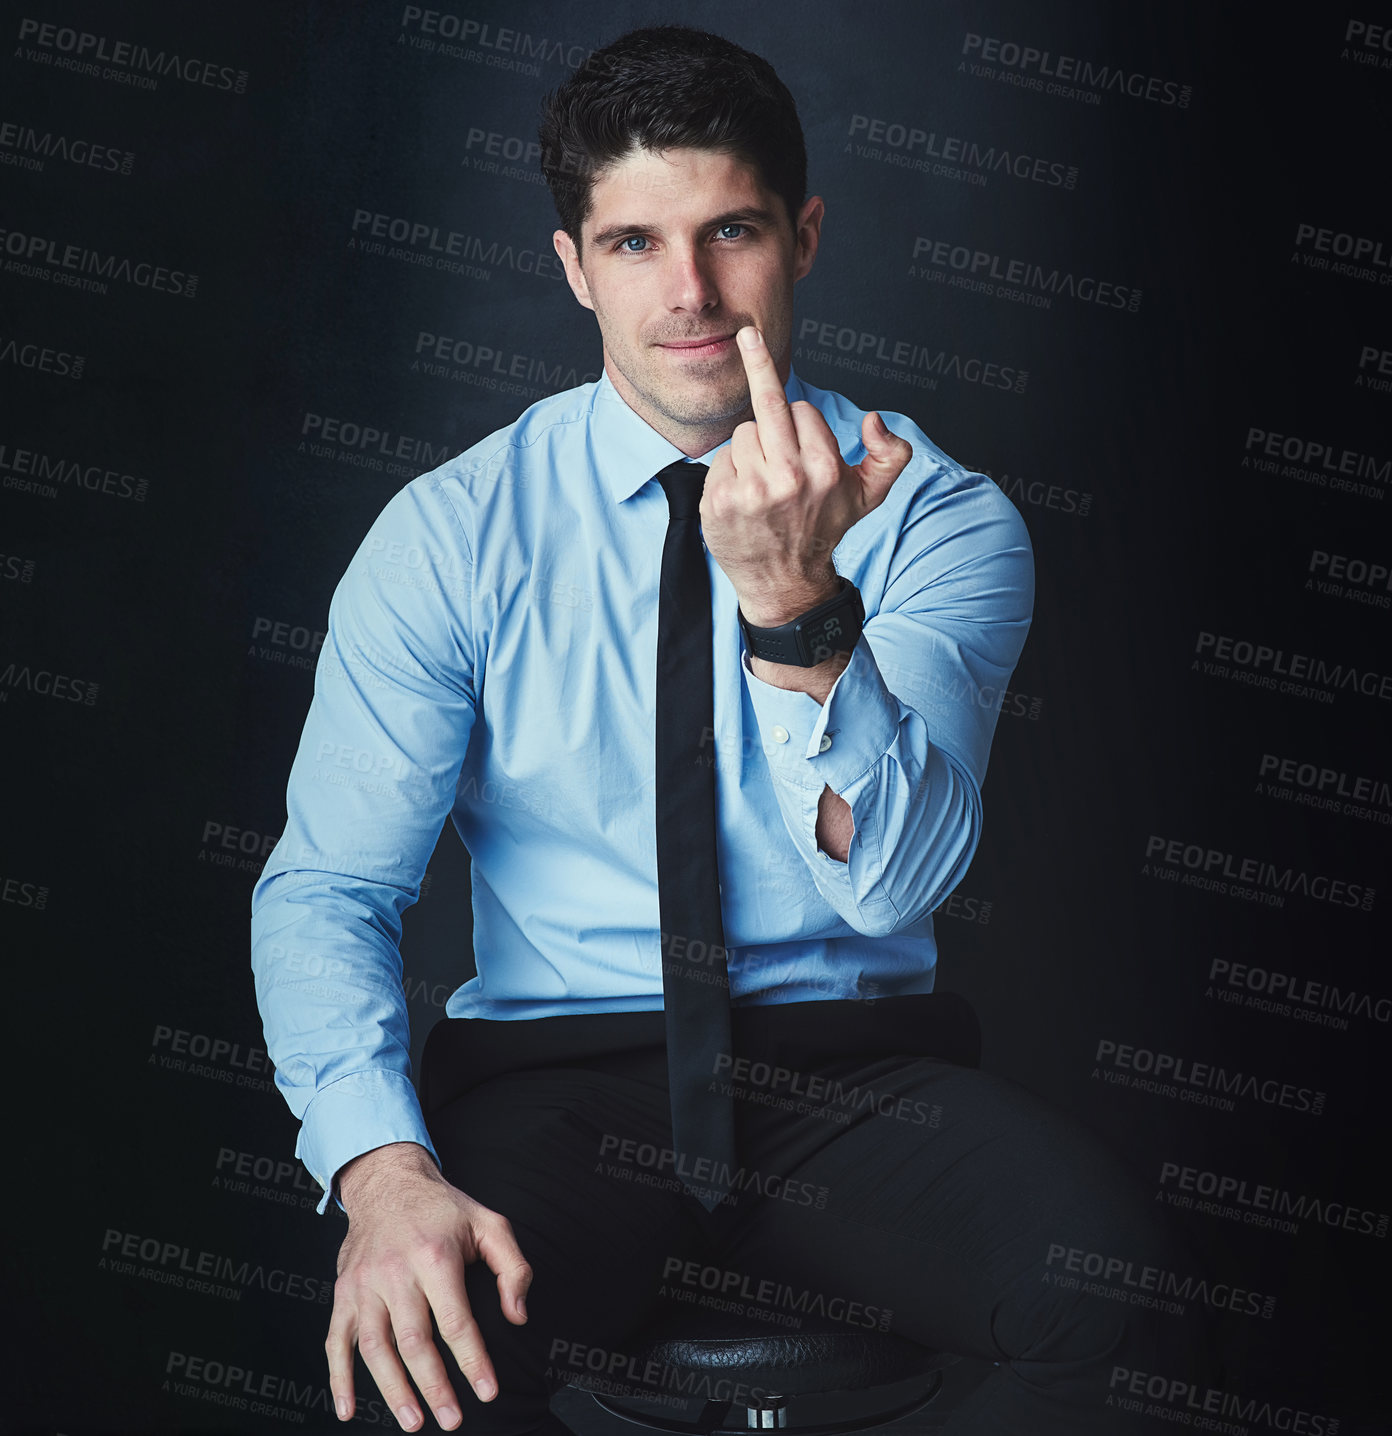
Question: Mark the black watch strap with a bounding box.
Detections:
[738,578,865,667]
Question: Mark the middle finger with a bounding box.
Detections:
[736,326,798,464]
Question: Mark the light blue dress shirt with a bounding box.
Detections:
[250,369,1033,1214]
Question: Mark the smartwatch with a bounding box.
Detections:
[737,577,865,667]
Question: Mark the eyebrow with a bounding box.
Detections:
[588,206,781,249]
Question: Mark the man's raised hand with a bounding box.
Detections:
[699,325,912,628]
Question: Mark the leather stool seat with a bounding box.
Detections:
[576,1298,952,1433]
[633,1297,944,1394]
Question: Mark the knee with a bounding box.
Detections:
[998,1246,1227,1397]
[1005,1212,1221,1360]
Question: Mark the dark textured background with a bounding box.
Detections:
[4,2,1388,1431]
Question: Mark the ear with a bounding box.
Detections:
[792,195,824,283]
[553,229,594,312]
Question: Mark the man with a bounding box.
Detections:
[252,25,1207,1435]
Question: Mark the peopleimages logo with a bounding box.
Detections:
[298,412,451,477]
[1143,833,1375,912]
[1243,425,1388,502]
[661,1257,893,1332]
[546,1338,768,1413]
[398,7,594,72]
[1256,751,1392,825]
[2,875,49,910]
[1107,1367,1337,1433]
[0,337,84,378]
[1357,343,1392,394]
[349,208,564,282]
[0,439,148,502]
[412,330,598,397]
[0,120,135,176]
[1293,222,1392,287]
[1093,1037,1326,1116]
[0,226,198,298]
[845,114,1076,189]
[966,462,1092,518]
[164,1351,391,1426]
[0,551,37,583]
[15,18,249,93]
[100,1228,331,1304]
[796,319,1026,394]
[213,1148,323,1210]
[1307,548,1392,611]
[960,33,1192,108]
[1158,1159,1389,1240]
[1044,1245,1275,1320]
[1193,630,1392,704]
[1343,18,1392,64]
[0,661,99,705]
[910,236,1140,312]
[1208,957,1390,1028]
[597,1134,828,1211]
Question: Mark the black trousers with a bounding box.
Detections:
[418,996,1217,1434]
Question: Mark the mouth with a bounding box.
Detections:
[655,334,736,359]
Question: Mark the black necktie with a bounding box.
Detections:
[653,459,737,1212]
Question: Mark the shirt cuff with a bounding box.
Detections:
[741,635,900,795]
[295,1068,442,1216]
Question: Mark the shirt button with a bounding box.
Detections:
[770,725,790,744]
[818,734,833,753]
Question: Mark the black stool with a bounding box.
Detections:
[566,1298,954,1433]
[563,995,984,1434]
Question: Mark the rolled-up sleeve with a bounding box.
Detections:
[250,474,477,1214]
[742,467,1033,937]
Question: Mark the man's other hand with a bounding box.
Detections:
[700,324,913,628]
[327,1142,532,1429]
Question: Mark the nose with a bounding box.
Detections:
[664,244,719,314]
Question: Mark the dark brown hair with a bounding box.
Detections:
[538,25,807,247]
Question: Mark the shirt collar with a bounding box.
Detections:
[592,367,809,504]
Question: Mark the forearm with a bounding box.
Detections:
[741,568,859,857]
[337,1140,443,1214]
[252,868,443,1213]
[743,635,985,936]
[746,645,855,860]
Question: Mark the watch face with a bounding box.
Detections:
[800,605,858,666]
[742,584,861,665]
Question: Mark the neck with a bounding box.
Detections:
[602,353,792,459]
[658,415,748,460]
[603,363,747,457]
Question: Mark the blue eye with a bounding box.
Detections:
[717,224,746,240]
[621,235,649,252]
